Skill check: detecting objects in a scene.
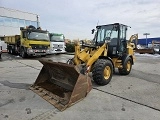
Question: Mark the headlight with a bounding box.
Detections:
[46,49,50,53]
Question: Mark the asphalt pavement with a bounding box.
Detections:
[0,53,160,120]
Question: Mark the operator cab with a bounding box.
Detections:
[94,23,128,57]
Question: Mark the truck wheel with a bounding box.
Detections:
[10,48,15,55]
[92,59,113,86]
[21,48,27,58]
[152,50,155,54]
[118,57,132,75]
[41,55,46,57]
[10,49,13,54]
[8,46,11,54]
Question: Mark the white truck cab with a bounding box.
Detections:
[49,33,66,54]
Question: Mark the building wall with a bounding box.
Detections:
[0,7,39,36]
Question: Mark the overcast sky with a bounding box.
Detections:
[1,0,160,39]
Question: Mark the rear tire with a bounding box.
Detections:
[8,46,11,54]
[10,47,15,55]
[92,59,113,86]
[118,57,132,75]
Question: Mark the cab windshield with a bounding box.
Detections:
[96,25,118,44]
[27,32,50,41]
[50,35,64,42]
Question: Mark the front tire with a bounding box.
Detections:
[41,55,46,57]
[21,48,27,58]
[92,59,113,86]
[118,57,132,75]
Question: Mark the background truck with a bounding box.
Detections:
[133,37,158,54]
[4,25,50,58]
[49,33,66,54]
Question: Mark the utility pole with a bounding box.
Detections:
[143,33,150,48]
[37,15,40,28]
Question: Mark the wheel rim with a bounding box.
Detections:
[104,66,111,80]
[126,61,131,71]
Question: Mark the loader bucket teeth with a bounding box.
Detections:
[30,59,92,111]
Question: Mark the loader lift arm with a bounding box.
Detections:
[85,43,107,72]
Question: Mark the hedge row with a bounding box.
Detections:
[65,43,75,52]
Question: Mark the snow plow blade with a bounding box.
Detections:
[30,59,92,111]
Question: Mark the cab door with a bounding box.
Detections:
[119,25,127,54]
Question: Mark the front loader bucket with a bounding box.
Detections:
[30,59,92,111]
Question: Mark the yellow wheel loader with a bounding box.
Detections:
[30,23,136,111]
[67,23,136,84]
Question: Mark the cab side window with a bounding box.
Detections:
[120,26,126,40]
[119,26,127,52]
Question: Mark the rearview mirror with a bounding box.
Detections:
[20,27,24,30]
[91,29,95,34]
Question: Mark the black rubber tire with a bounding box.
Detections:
[92,59,113,86]
[10,48,13,54]
[8,46,11,54]
[41,55,46,57]
[10,47,15,55]
[118,57,132,75]
[152,50,155,55]
[21,48,27,58]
